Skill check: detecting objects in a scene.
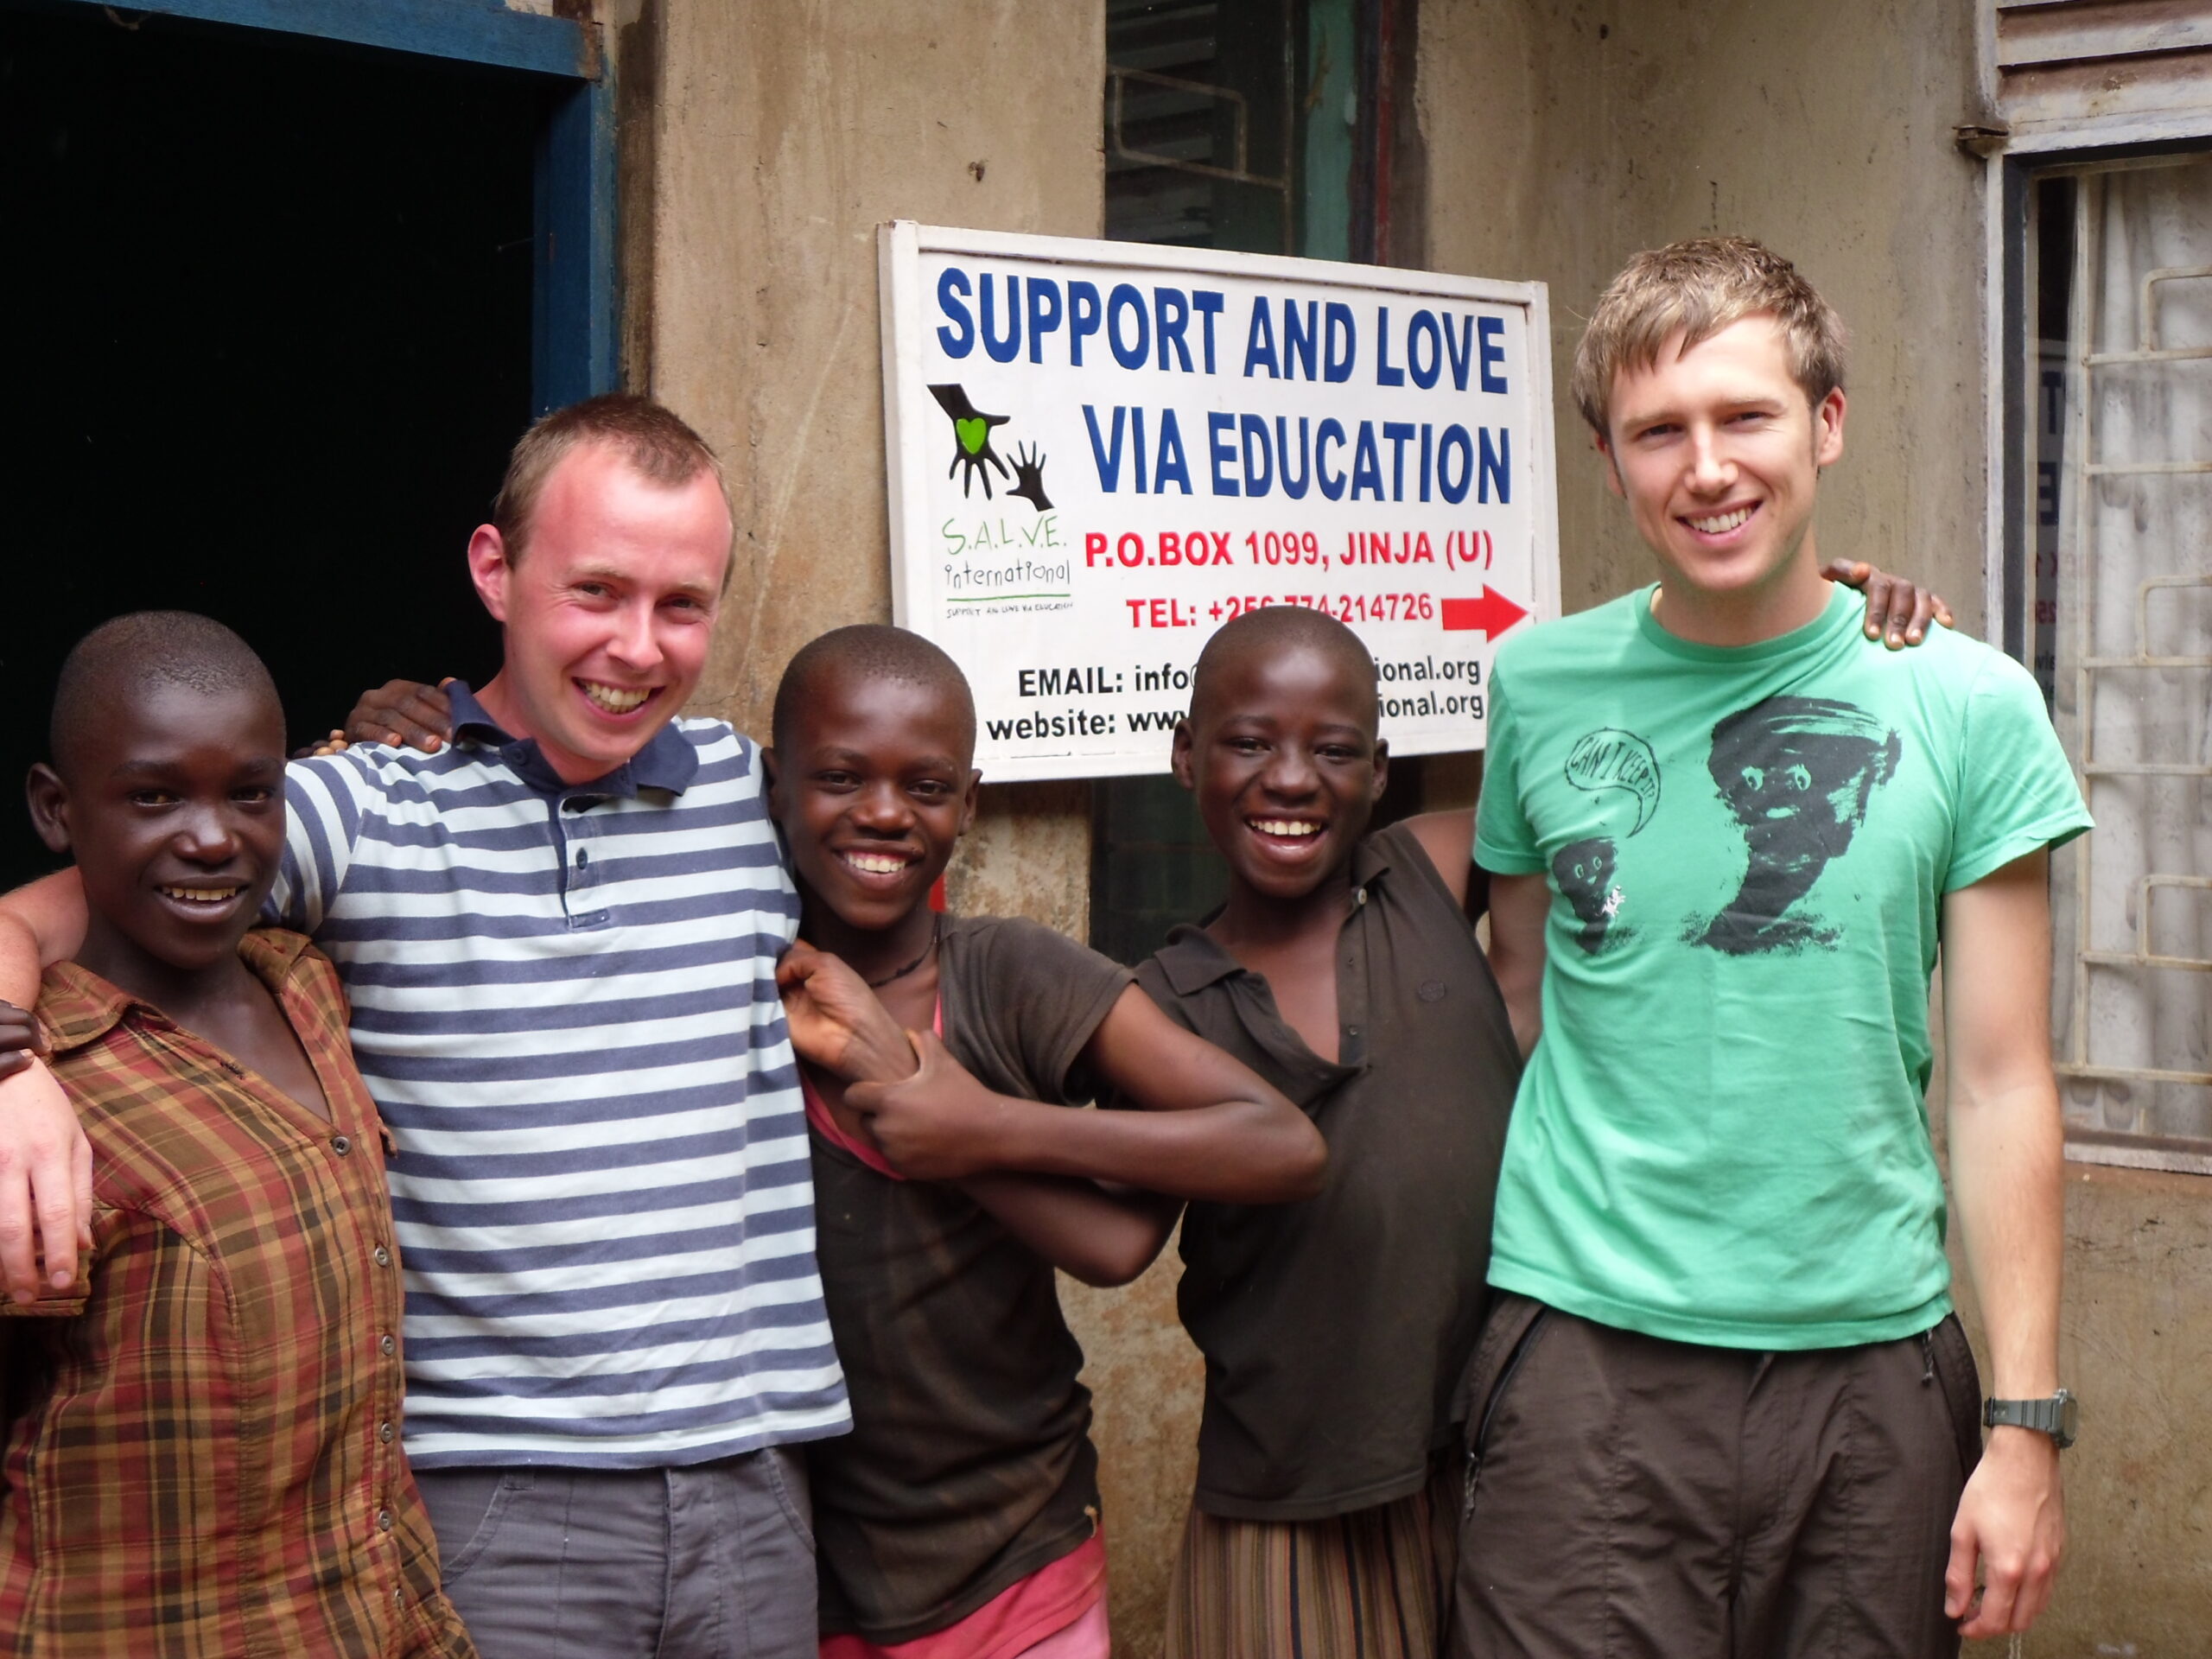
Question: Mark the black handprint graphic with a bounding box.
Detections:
[1007,442,1052,512]
[928,383,1012,499]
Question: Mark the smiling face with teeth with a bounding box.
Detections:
[29,680,289,990]
[467,440,731,785]
[766,673,980,964]
[1173,638,1387,910]
[1599,314,1847,645]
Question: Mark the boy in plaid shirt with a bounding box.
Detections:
[0,613,473,1659]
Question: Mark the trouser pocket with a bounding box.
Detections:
[1451,1293,1550,1522]
[1922,1313,1986,1486]
[416,1467,535,1583]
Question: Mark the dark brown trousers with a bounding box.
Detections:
[1446,1295,1983,1659]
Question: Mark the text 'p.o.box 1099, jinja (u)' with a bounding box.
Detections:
[879,220,1560,783]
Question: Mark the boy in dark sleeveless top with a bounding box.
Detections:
[1128,604,1517,1659]
[762,626,1325,1659]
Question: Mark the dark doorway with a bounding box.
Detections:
[0,2,551,881]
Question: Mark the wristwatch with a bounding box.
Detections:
[1983,1389,2079,1449]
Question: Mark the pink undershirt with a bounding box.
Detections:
[804,1000,1109,1659]
[815,1534,1109,1659]
[798,1000,943,1179]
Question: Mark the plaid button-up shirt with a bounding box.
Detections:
[0,930,474,1658]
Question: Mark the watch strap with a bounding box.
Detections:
[1982,1391,2077,1448]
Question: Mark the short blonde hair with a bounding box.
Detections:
[493,392,730,560]
[1572,238,1847,438]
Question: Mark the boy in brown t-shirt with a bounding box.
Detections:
[0,612,474,1659]
[761,624,1325,1659]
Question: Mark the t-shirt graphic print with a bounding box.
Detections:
[1477,584,2091,1351]
[1556,694,1906,959]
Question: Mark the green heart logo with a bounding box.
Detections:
[956,416,988,455]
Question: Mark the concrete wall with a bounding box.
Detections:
[1417,4,2212,1651]
[1951,1164,2212,1656]
[1418,0,1989,628]
[625,0,2209,1649]
[626,6,1205,1649]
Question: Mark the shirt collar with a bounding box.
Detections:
[1150,830,1399,996]
[38,929,315,1057]
[446,680,701,799]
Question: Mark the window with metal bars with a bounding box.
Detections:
[2018,152,2212,1173]
[1089,0,1420,965]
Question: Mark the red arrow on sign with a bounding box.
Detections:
[1440,587,1529,639]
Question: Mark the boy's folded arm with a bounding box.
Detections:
[776,942,920,1085]
[957,1173,1181,1287]
[847,990,1326,1204]
[0,868,94,1304]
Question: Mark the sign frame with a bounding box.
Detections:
[879,219,1560,783]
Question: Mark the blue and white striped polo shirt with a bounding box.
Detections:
[268,686,849,1468]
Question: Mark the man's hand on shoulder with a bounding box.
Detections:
[1947,1427,2065,1637]
[1822,559,1955,649]
[0,1058,92,1303]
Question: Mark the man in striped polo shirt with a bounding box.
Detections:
[0,396,848,1657]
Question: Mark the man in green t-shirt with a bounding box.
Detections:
[1449,239,2089,1657]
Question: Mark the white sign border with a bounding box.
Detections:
[879,219,1560,784]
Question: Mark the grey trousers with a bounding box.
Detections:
[1447,1295,1985,1659]
[415,1447,817,1659]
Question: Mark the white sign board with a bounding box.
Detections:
[880,221,1559,783]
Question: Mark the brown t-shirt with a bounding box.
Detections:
[1134,820,1521,1522]
[808,916,1132,1643]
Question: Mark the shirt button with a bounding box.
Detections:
[1346,1025,1361,1037]
[394,1587,406,1608]
[576,849,590,868]
[1355,887,1368,905]
[377,1509,393,1532]
[379,1333,397,1357]
[379,1421,396,1444]
[331,1135,353,1156]
[373,1245,391,1268]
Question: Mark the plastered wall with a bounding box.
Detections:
[1418,4,2212,1651]
[629,1,2208,1650]
[1418,0,1988,628]
[1950,1165,2212,1656]
[629,6,1204,1649]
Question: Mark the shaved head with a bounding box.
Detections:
[772,626,976,759]
[48,613,281,781]
[1191,606,1378,729]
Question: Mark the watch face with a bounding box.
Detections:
[2056,1391,2080,1446]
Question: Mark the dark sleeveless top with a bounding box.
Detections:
[1134,821,1521,1521]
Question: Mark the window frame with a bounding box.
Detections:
[1980,4,2212,1174]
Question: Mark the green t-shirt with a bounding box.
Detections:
[1476,583,2092,1348]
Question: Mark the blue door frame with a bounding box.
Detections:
[48,0,617,413]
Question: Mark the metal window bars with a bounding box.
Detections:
[2050,162,2212,1175]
